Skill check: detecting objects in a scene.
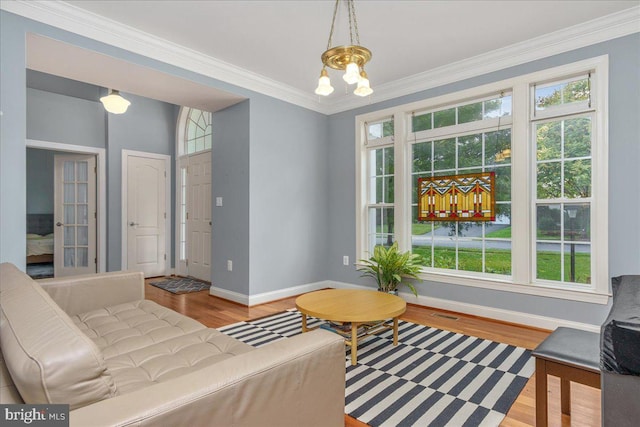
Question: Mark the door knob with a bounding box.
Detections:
[56,222,64,227]
[129,222,139,226]
[209,221,212,226]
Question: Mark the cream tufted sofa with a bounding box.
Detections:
[0,263,345,426]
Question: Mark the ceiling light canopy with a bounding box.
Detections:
[100,89,131,114]
[315,0,373,98]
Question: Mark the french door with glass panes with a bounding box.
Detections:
[54,154,97,277]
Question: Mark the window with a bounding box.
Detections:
[179,166,187,261]
[356,57,608,302]
[410,94,513,277]
[533,75,593,286]
[182,108,212,156]
[364,118,395,254]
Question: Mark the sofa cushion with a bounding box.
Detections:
[0,263,116,410]
[105,329,254,394]
[73,300,205,359]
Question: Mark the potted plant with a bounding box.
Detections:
[357,242,423,296]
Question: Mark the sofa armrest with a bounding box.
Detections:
[38,271,145,316]
[69,329,346,427]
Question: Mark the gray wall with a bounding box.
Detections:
[26,148,55,214]
[1,11,28,265]
[249,95,329,294]
[211,100,251,295]
[27,69,101,101]
[27,88,106,147]
[105,93,176,270]
[3,10,639,327]
[1,10,197,270]
[326,33,640,326]
[24,78,176,271]
[1,11,326,293]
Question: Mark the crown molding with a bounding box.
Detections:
[329,5,640,114]
[1,0,327,113]
[2,1,638,116]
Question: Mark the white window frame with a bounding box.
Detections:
[356,56,609,304]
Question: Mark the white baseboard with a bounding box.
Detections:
[209,280,330,306]
[209,286,249,305]
[329,281,600,332]
[210,279,600,332]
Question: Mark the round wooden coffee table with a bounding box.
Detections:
[295,289,406,365]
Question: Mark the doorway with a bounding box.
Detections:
[53,154,97,276]
[26,140,106,276]
[122,150,171,278]
[175,107,213,282]
[182,151,212,281]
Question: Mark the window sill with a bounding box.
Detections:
[417,270,611,304]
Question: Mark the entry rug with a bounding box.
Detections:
[149,276,210,294]
[218,309,534,427]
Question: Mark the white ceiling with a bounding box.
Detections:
[62,1,638,88]
[4,1,640,113]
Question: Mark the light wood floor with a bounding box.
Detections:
[145,282,601,427]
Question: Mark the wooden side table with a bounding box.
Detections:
[295,289,406,365]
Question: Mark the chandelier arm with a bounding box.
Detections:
[349,0,361,46]
[347,0,354,46]
[326,0,341,51]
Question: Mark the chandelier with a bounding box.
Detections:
[315,0,372,97]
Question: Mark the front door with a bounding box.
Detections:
[54,154,97,277]
[126,155,167,277]
[186,151,212,281]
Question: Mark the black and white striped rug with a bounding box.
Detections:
[218,309,534,427]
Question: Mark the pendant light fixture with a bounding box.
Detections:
[100,89,131,114]
[315,0,373,97]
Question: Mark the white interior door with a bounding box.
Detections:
[54,154,97,277]
[126,155,166,278]
[187,152,212,281]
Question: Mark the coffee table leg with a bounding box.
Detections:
[301,313,307,332]
[393,317,399,346]
[351,322,358,366]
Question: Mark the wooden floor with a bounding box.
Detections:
[145,281,601,427]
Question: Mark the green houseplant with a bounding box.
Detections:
[357,242,423,297]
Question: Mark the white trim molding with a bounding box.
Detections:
[332,6,639,114]
[2,1,638,115]
[209,281,330,307]
[328,281,600,333]
[210,278,601,332]
[1,0,319,113]
[26,139,107,273]
[397,289,602,333]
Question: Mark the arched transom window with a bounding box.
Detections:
[184,108,212,155]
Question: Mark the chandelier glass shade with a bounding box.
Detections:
[354,70,372,96]
[315,69,335,95]
[315,0,373,97]
[100,89,131,114]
